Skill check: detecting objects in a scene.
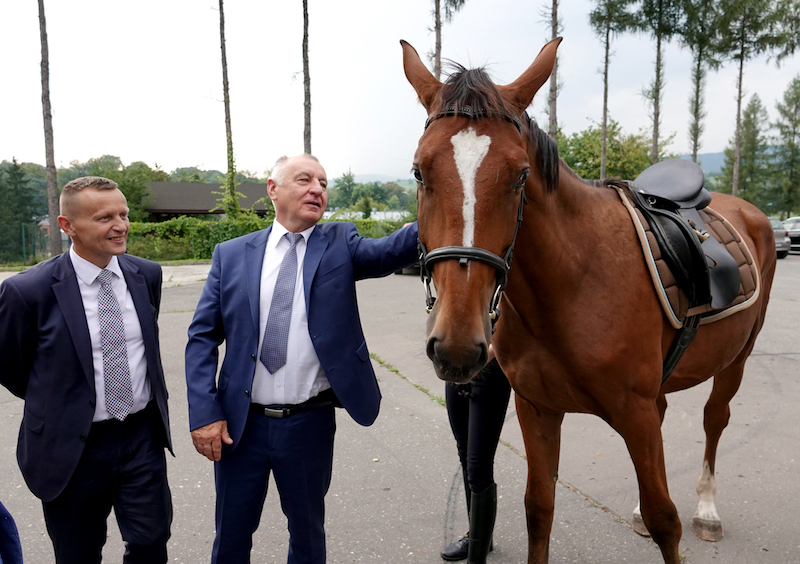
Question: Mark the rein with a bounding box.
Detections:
[418,105,528,331]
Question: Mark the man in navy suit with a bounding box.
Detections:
[186,154,418,563]
[0,176,172,564]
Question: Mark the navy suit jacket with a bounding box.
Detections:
[185,221,418,448]
[0,252,172,502]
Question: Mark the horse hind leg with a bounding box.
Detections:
[692,362,745,541]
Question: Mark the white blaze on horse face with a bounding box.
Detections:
[450,127,492,248]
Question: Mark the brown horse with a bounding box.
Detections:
[401,38,776,564]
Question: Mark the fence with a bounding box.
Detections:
[0,222,52,265]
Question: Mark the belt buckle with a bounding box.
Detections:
[262,407,287,418]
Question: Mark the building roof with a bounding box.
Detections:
[145,182,270,214]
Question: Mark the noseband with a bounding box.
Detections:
[418,105,528,331]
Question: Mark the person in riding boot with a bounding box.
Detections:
[441,358,511,563]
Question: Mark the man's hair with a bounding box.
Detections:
[269,154,319,186]
[59,176,119,216]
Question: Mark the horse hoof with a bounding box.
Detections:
[692,517,724,541]
[632,512,650,537]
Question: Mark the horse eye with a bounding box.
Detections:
[412,167,425,185]
[516,170,530,188]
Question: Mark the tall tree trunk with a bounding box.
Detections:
[219,0,236,209]
[434,0,442,81]
[548,0,559,141]
[651,31,663,164]
[38,0,60,257]
[731,45,745,198]
[689,49,705,163]
[601,19,611,181]
[303,0,311,154]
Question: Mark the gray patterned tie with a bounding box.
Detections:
[260,233,303,374]
[97,269,134,420]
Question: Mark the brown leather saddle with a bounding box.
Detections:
[626,159,743,382]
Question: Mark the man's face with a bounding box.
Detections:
[58,188,130,268]
[268,156,328,232]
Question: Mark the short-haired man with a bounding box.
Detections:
[186,154,419,563]
[0,176,173,563]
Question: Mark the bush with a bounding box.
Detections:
[127,215,408,261]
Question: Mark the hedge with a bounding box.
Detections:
[127,214,409,261]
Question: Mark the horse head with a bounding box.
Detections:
[401,38,561,383]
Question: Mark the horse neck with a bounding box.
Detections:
[512,164,601,299]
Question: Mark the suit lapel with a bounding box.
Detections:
[120,258,159,371]
[52,254,95,388]
[246,228,270,334]
[303,226,329,310]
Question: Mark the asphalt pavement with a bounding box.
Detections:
[1,255,799,563]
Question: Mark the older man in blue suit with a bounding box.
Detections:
[0,177,172,564]
[186,154,418,563]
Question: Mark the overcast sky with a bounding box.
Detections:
[2,0,799,182]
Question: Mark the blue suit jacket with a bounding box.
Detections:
[0,252,172,502]
[185,221,418,447]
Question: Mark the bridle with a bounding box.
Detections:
[417,104,529,331]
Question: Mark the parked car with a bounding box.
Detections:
[770,218,791,259]
[783,216,800,253]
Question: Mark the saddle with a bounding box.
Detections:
[618,159,758,382]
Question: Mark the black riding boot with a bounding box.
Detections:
[441,467,472,561]
[467,483,497,564]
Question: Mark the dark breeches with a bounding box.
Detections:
[445,359,512,493]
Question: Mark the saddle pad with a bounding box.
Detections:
[616,187,760,329]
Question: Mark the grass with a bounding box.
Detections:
[369,352,446,406]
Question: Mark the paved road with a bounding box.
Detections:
[1,255,798,563]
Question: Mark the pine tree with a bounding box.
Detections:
[773,75,800,216]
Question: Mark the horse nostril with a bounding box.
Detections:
[426,336,438,362]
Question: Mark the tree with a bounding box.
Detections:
[718,94,771,208]
[83,155,164,222]
[715,0,795,197]
[38,0,60,257]
[589,0,638,180]
[329,170,357,209]
[218,0,239,217]
[772,75,800,215]
[431,0,466,80]
[679,0,722,163]
[557,119,673,180]
[303,0,312,153]
[637,0,683,164]
[0,159,40,263]
[545,0,562,141]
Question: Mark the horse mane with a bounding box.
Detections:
[527,118,560,193]
[435,64,513,120]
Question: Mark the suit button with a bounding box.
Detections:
[251,354,256,360]
[89,400,96,407]
[79,434,88,442]
[245,390,250,396]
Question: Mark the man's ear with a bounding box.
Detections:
[57,215,75,237]
[267,178,278,201]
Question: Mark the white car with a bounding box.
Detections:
[771,218,791,259]
[782,217,800,254]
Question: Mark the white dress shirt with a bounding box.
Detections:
[251,222,329,406]
[69,247,151,421]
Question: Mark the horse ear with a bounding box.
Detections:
[497,37,563,114]
[401,40,442,112]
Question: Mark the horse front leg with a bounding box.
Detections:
[632,392,669,536]
[515,394,563,564]
[693,361,745,541]
[615,397,682,564]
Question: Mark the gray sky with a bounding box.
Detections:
[2,0,798,182]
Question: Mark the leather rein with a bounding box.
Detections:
[417,104,528,331]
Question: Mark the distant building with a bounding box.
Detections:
[145,182,270,219]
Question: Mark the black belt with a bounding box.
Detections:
[250,388,340,419]
[92,401,154,428]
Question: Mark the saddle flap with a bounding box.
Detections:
[634,159,711,209]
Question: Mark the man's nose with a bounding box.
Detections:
[309,179,324,194]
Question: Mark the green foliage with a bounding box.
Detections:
[772,74,800,216]
[557,120,674,180]
[127,215,405,261]
[0,159,42,263]
[718,94,772,206]
[329,170,356,209]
